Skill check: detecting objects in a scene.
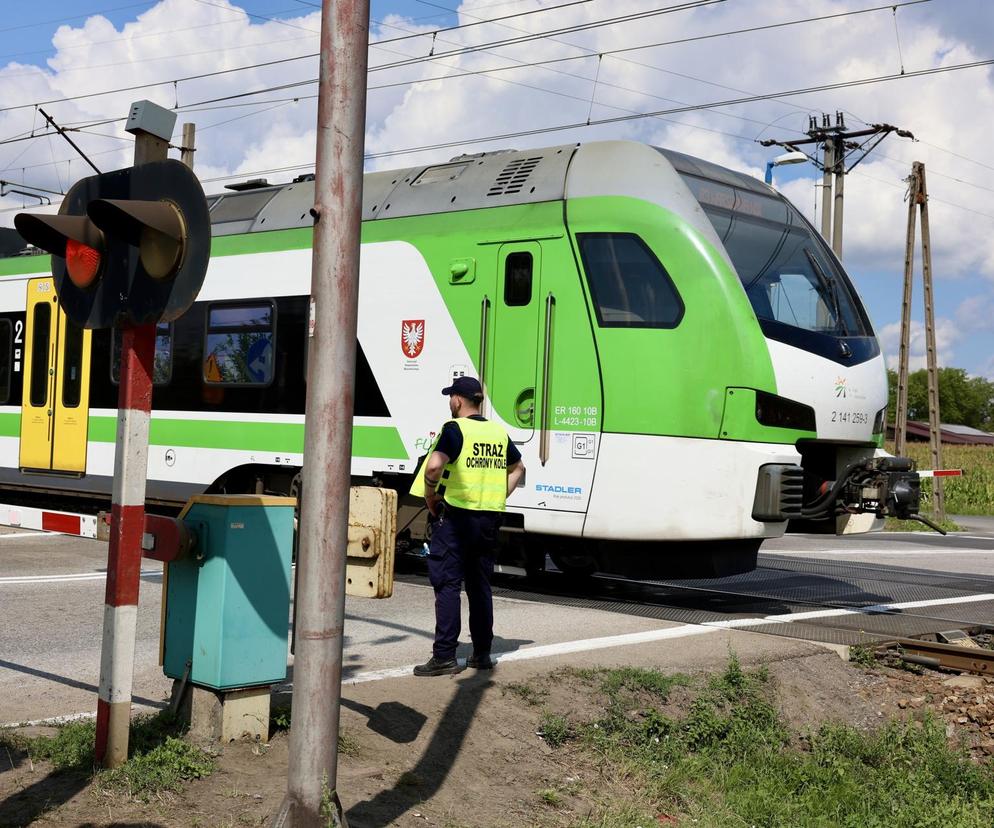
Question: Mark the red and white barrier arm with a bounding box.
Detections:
[917,469,964,479]
[0,504,99,538]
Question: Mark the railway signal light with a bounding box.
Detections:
[14,159,210,329]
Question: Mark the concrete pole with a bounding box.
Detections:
[820,141,834,244]
[918,163,945,522]
[94,129,165,769]
[181,123,196,170]
[831,137,845,258]
[894,165,918,459]
[275,0,369,823]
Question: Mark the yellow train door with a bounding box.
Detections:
[19,278,92,474]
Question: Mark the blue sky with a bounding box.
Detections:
[2,1,993,380]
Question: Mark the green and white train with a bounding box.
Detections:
[0,140,918,577]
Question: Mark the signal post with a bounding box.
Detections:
[96,108,167,768]
[15,101,210,767]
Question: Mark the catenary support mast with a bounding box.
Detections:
[274,0,370,824]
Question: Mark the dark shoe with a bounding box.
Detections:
[413,656,462,677]
[467,653,494,669]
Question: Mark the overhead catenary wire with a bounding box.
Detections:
[8,53,994,215]
[14,51,994,174]
[0,0,722,115]
[0,0,933,142]
[4,0,992,219]
[9,0,988,185]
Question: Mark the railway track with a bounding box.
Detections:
[398,551,994,671]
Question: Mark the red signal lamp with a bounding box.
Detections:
[65,238,103,288]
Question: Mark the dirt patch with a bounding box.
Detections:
[1,651,992,827]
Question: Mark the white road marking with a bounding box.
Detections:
[770,548,994,556]
[0,531,52,540]
[337,589,994,684]
[0,570,161,585]
[2,703,165,729]
[877,533,994,542]
[8,588,994,728]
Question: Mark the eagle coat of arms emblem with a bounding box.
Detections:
[401,319,425,358]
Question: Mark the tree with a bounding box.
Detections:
[886,367,994,430]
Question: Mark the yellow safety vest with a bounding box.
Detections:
[410,418,510,512]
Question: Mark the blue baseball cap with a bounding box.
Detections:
[441,376,483,400]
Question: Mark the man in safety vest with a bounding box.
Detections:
[410,376,525,676]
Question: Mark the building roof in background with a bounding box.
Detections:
[889,420,994,445]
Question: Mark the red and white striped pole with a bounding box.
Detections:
[92,107,173,769]
[95,322,156,768]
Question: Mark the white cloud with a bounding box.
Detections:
[878,317,962,372]
[1,0,993,374]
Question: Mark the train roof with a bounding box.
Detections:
[1,140,772,254]
[204,140,772,238]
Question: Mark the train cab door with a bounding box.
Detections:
[488,242,542,443]
[19,277,92,475]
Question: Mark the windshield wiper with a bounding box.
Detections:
[804,248,850,337]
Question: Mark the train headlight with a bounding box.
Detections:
[754,391,817,432]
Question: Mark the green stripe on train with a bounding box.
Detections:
[89,417,408,458]
[0,412,18,437]
[0,412,407,459]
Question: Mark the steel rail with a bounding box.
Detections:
[598,570,994,637]
[885,638,994,676]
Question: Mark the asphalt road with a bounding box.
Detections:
[2,522,993,726]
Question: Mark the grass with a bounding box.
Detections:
[537,657,994,827]
[6,712,216,801]
[885,516,962,532]
[887,443,994,517]
[502,681,548,706]
[848,643,878,668]
[268,704,359,756]
[537,713,572,748]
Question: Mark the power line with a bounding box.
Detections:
[366,0,933,158]
[5,0,993,211]
[0,1,154,35]
[870,151,994,195]
[12,0,991,188]
[368,1,726,71]
[0,1,302,64]
[850,169,994,223]
[0,0,929,155]
[0,0,719,114]
[7,52,994,183]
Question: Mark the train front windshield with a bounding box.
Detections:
[659,148,876,361]
[684,175,870,337]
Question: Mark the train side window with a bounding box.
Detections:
[577,233,684,329]
[29,303,51,407]
[0,319,10,404]
[204,302,275,385]
[111,323,173,385]
[62,319,85,408]
[504,252,533,306]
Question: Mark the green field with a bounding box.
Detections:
[888,443,994,516]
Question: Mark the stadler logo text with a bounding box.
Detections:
[536,484,583,494]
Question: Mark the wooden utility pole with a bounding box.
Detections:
[895,162,945,522]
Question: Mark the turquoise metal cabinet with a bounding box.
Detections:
[163,495,296,690]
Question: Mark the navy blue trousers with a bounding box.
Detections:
[426,506,501,661]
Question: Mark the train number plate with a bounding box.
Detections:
[830,410,869,425]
